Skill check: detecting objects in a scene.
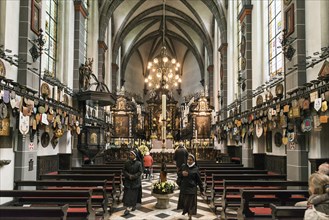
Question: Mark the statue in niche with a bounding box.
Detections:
[79,58,94,91]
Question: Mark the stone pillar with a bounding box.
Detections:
[218,43,228,154]
[207,65,214,106]
[238,4,253,167]
[98,40,108,83]
[72,0,88,167]
[111,63,119,93]
[284,0,308,181]
[73,0,88,92]
[218,43,228,120]
[14,0,40,182]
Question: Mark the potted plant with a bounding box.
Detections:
[152,180,176,194]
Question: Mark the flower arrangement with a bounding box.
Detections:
[152,180,177,194]
[138,144,149,156]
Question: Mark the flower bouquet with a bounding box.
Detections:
[138,144,149,156]
[152,180,177,194]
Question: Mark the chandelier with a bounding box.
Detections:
[144,0,181,90]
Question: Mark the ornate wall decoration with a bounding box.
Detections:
[195,116,211,138]
[0,59,6,77]
[114,115,129,137]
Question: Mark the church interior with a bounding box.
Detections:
[0,0,329,219]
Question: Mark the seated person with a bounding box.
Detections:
[304,173,329,219]
[296,162,329,207]
[318,162,329,175]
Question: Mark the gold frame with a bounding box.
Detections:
[285,4,294,37]
[31,0,41,35]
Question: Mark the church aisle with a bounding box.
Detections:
[109,173,218,220]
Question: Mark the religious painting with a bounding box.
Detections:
[114,115,129,137]
[31,0,41,35]
[195,116,211,138]
[285,4,294,37]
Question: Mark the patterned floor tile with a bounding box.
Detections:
[108,173,219,220]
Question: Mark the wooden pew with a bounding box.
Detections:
[270,203,307,220]
[201,170,268,203]
[237,189,309,220]
[58,169,122,196]
[82,164,124,168]
[39,174,116,190]
[0,204,68,220]
[39,173,118,204]
[198,163,243,168]
[14,180,111,217]
[220,180,308,218]
[0,190,95,220]
[211,173,286,213]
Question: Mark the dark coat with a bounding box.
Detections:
[309,193,329,215]
[177,163,204,194]
[123,159,143,189]
[173,146,188,168]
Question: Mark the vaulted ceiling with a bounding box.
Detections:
[98,0,227,96]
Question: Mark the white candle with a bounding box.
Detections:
[195,130,198,140]
[162,94,166,119]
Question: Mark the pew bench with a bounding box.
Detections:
[220,180,308,218]
[211,173,286,214]
[0,190,95,220]
[58,169,122,199]
[39,174,116,196]
[14,180,111,217]
[237,189,309,220]
[0,204,69,220]
[202,170,268,203]
[270,203,307,220]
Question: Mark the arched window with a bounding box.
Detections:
[268,0,283,77]
[83,0,89,62]
[43,0,58,77]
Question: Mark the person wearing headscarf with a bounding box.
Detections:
[177,154,205,220]
[173,142,188,171]
[122,151,143,216]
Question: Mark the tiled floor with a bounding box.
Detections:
[109,173,219,220]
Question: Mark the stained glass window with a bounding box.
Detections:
[237,0,242,72]
[268,0,283,77]
[83,0,89,61]
[43,0,58,77]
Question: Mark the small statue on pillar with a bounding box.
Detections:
[160,162,167,182]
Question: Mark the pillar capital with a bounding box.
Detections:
[74,0,88,18]
[98,40,108,50]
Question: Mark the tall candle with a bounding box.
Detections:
[162,94,166,119]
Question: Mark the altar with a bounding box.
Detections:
[150,139,175,153]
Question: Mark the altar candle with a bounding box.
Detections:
[162,94,166,119]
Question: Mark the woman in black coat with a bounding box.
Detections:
[177,154,205,220]
[122,151,143,216]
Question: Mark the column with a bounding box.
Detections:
[284,0,308,181]
[218,43,228,154]
[98,40,108,83]
[72,0,88,167]
[207,65,214,106]
[14,0,40,182]
[238,4,253,167]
